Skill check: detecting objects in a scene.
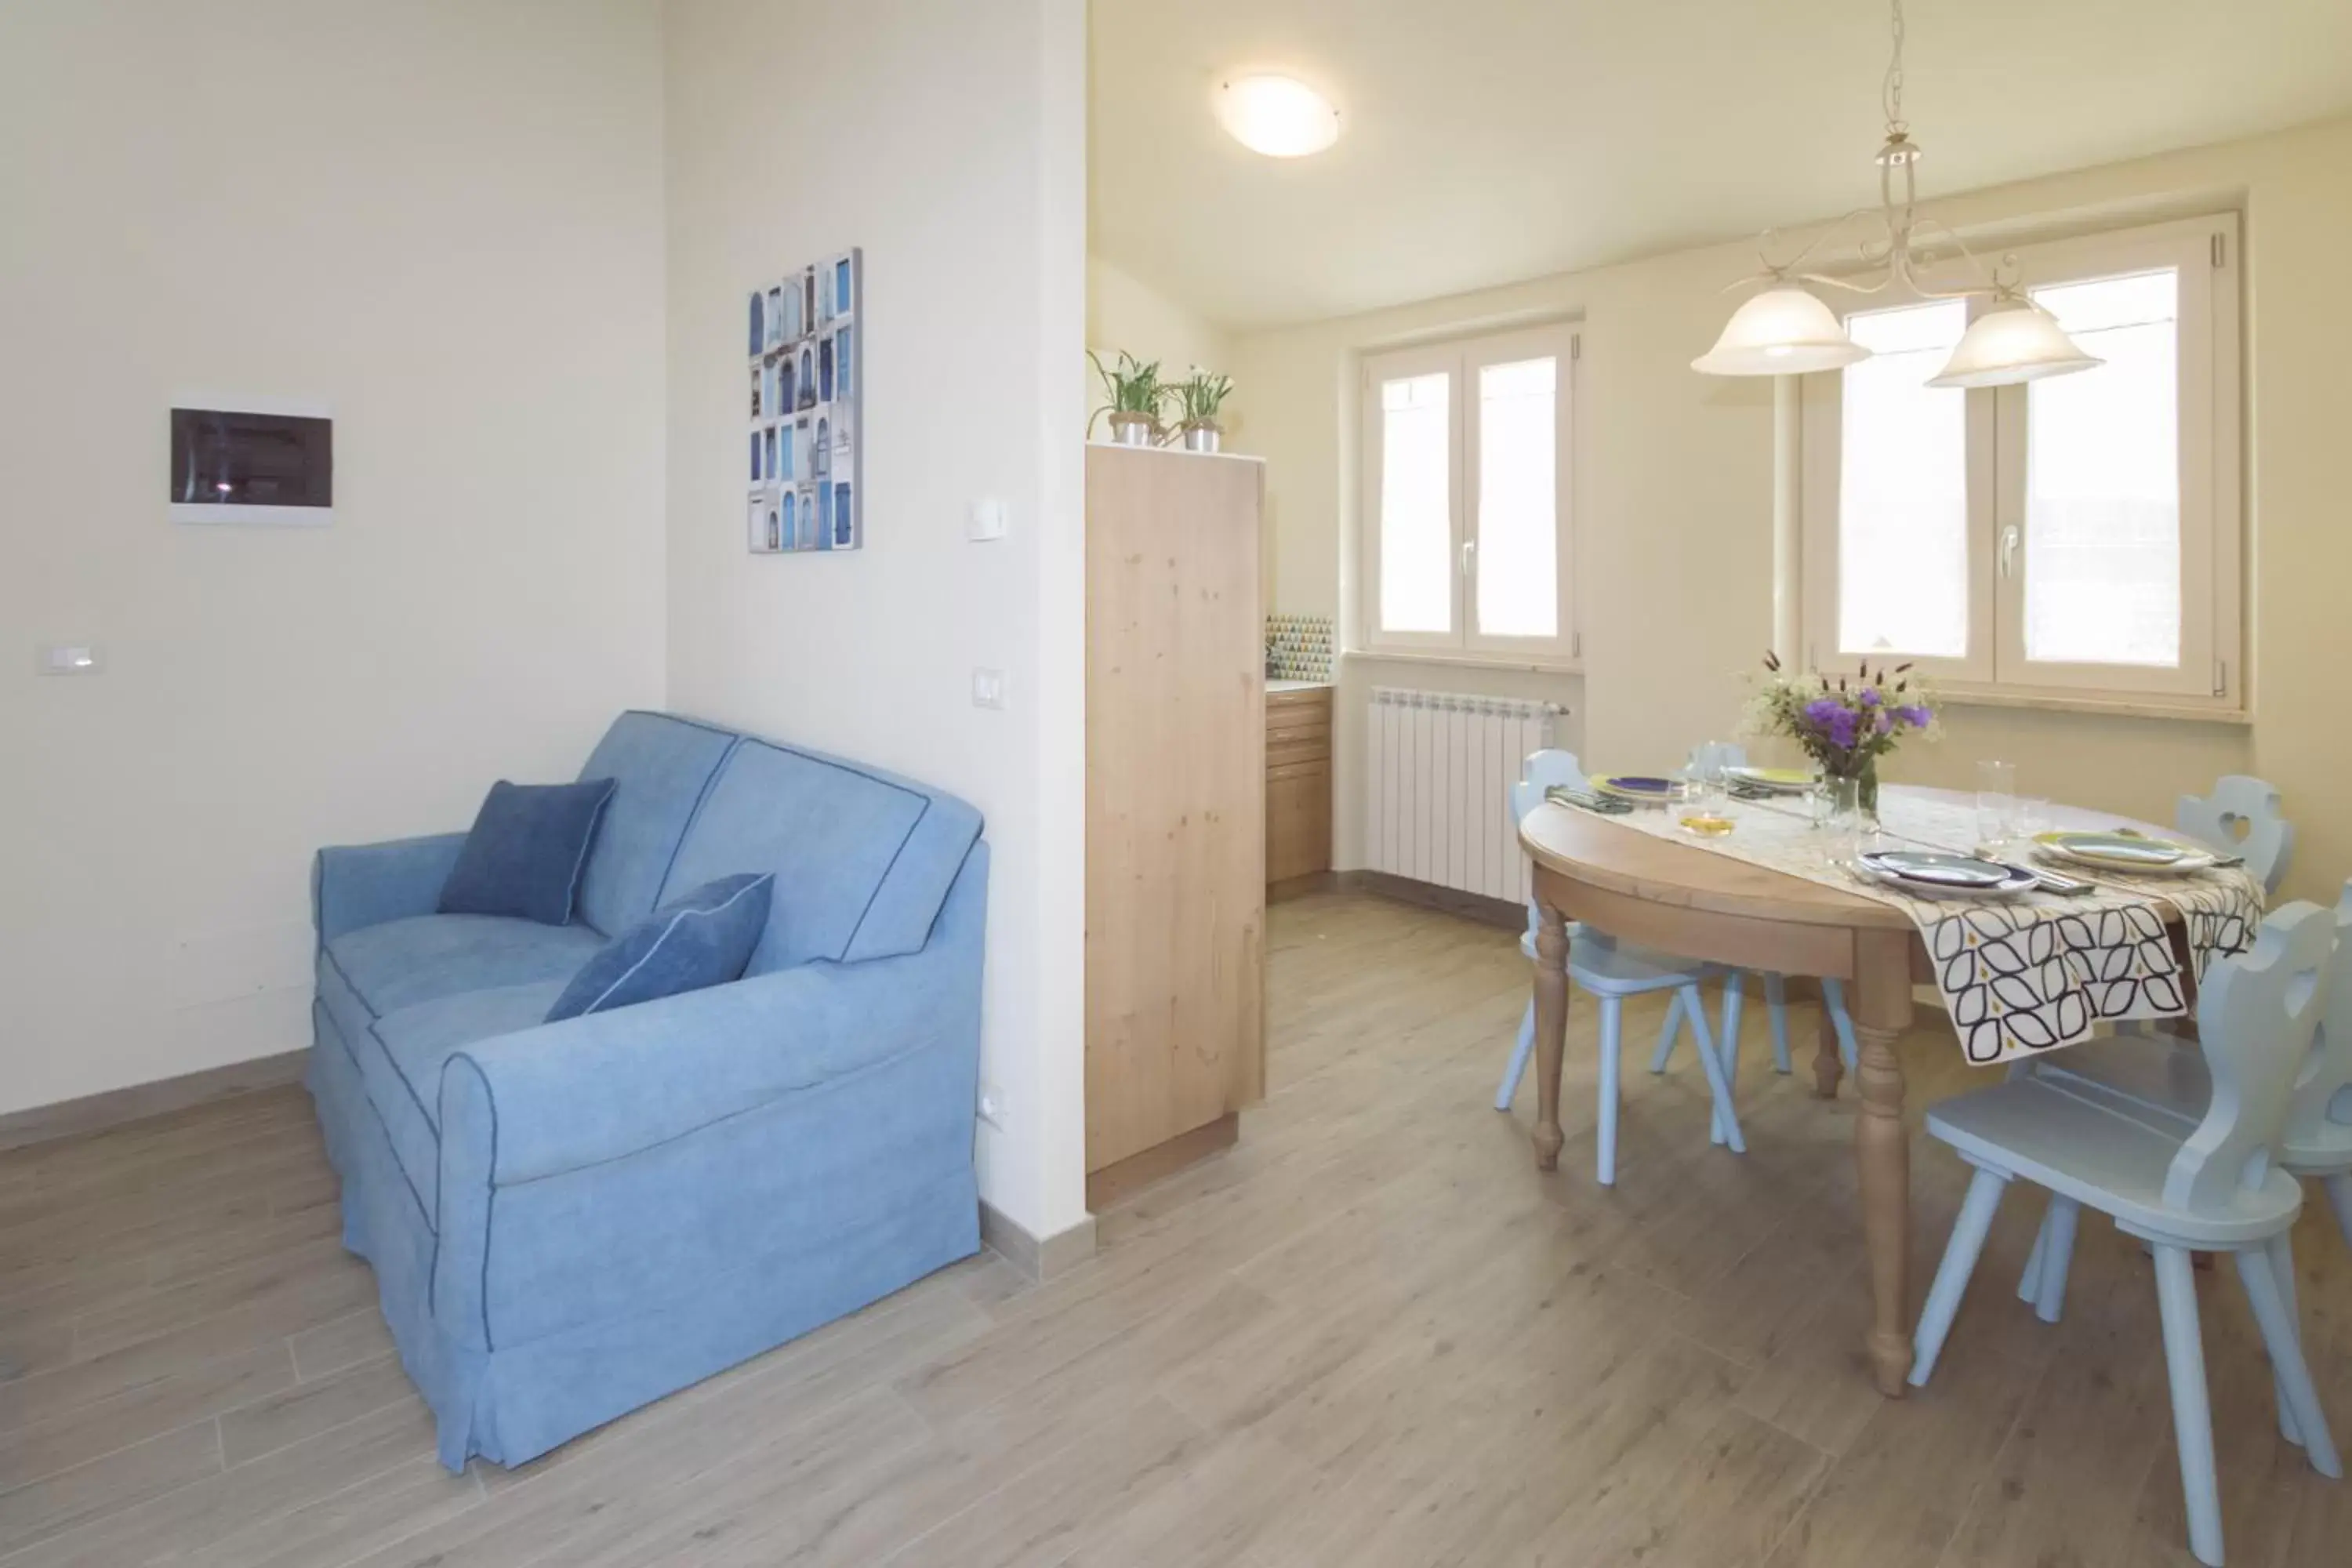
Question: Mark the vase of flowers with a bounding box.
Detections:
[1741,652,1936,822]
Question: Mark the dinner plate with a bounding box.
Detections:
[1853,853,2039,902]
[1722,765,1813,794]
[1593,775,1679,802]
[1860,850,2016,888]
[2034,830,2216,876]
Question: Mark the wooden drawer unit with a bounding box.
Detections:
[1265,687,1332,883]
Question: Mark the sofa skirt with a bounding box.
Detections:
[307,1003,980,1471]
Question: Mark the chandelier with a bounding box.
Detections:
[1693,0,2102,388]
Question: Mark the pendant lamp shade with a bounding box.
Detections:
[1925,300,2104,388]
[1692,287,1871,376]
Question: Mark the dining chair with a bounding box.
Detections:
[1648,742,1859,1088]
[2013,881,2352,1320]
[2176,775,2294,897]
[1496,750,1748,1185]
[1907,902,2343,1568]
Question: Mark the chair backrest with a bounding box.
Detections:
[2176,775,2294,897]
[2285,880,2352,1146]
[2165,899,2334,1214]
[1686,741,1749,777]
[1513,749,1587,938]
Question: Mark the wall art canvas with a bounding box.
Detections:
[747,248,860,554]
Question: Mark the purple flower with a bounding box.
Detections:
[1802,697,1842,728]
[1827,710,1859,750]
[1896,704,1931,728]
[1875,708,1893,734]
[1859,688,1881,706]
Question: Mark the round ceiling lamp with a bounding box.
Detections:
[1216,74,1341,158]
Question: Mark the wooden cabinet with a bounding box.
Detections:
[1084,445,1265,1204]
[1265,687,1332,884]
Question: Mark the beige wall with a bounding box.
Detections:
[0,0,670,1117]
[665,0,1091,1240]
[1232,114,2352,902]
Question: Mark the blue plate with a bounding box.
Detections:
[1595,775,1677,800]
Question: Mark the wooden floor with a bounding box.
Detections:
[3,891,2348,1566]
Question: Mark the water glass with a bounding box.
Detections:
[1824,775,1865,858]
[1976,760,2019,844]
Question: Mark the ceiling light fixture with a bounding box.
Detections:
[1216,74,1340,158]
[1693,0,2101,389]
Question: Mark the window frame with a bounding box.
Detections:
[1359,323,1580,666]
[1799,212,2243,715]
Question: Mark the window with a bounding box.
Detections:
[1802,213,2241,710]
[1361,325,1577,662]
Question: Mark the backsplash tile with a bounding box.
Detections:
[1265,613,1334,683]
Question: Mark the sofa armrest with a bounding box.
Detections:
[312,832,468,946]
[443,944,975,1188]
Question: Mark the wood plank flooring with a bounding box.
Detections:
[2,890,2347,1566]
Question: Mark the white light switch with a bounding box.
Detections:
[971,668,1008,710]
[37,644,101,675]
[966,499,1008,541]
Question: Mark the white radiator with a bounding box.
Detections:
[1364,687,1562,905]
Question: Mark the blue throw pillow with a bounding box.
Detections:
[543,873,774,1022]
[437,779,618,927]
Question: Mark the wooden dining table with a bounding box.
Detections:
[1516,784,2201,1399]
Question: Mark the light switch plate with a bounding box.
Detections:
[971,668,1008,710]
[36,644,101,675]
[966,499,1007,541]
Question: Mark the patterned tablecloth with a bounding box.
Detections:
[1595,786,2263,1066]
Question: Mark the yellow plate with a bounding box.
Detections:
[1723,765,1813,792]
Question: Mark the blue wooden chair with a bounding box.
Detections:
[1648,743,1858,1089]
[1497,750,1746,1185]
[2016,881,2352,1301]
[1908,902,2344,1567]
[2177,774,2294,897]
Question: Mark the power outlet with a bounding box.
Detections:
[976,1083,1007,1130]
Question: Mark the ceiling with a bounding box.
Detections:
[1088,0,2352,331]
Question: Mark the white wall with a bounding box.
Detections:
[1233,114,2352,905]
[0,0,670,1117]
[664,0,1091,1240]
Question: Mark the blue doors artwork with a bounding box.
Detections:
[746,249,860,554]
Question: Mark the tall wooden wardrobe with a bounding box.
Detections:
[1084,443,1266,1210]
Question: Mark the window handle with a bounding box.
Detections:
[1998,524,2020,580]
[1461,538,1477,578]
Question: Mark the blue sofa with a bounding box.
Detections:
[306,711,987,1471]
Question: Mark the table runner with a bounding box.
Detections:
[1589,787,2263,1065]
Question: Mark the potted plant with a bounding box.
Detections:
[1087,350,1170,447]
[1741,651,1936,822]
[1170,367,1235,453]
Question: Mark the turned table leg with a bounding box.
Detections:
[1531,896,1570,1172]
[1852,933,1915,1398]
[1813,999,1844,1100]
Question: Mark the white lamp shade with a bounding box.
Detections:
[1692,286,1871,376]
[1215,75,1341,158]
[1926,302,2103,388]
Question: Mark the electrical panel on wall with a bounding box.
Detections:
[169,401,333,525]
[746,249,862,554]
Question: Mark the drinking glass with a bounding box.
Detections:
[1976,760,2019,845]
[1825,775,1865,859]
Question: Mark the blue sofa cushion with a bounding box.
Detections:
[439,779,617,927]
[326,913,607,1021]
[659,738,984,973]
[573,713,740,938]
[358,980,571,1221]
[545,873,774,1022]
